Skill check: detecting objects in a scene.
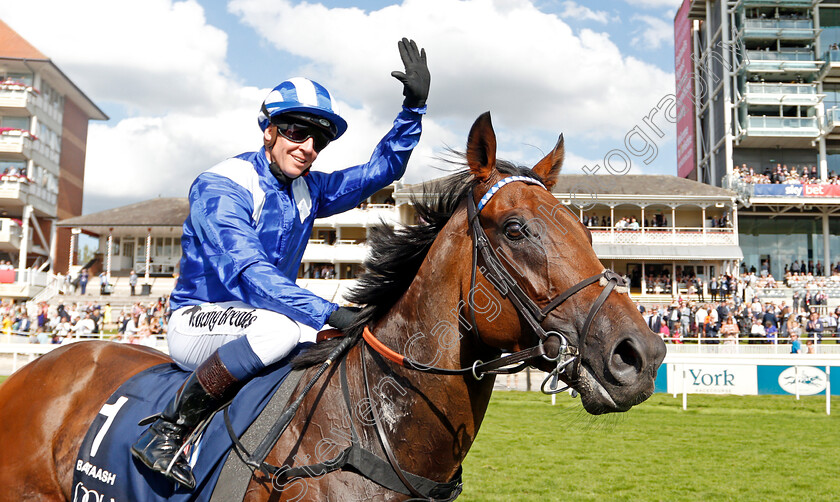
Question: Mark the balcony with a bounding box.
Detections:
[0,82,38,115]
[819,49,840,83]
[736,115,820,147]
[302,239,369,264]
[313,203,399,227]
[743,82,821,106]
[0,176,58,215]
[742,19,818,41]
[825,106,840,135]
[0,218,22,251]
[743,50,821,76]
[591,228,737,247]
[0,128,35,158]
[739,0,817,7]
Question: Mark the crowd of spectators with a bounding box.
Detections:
[643,295,839,349]
[0,296,169,346]
[582,213,671,229]
[0,165,32,183]
[582,212,731,230]
[732,163,840,185]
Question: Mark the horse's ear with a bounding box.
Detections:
[532,133,564,190]
[466,111,497,182]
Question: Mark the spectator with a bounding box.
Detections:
[720,315,739,343]
[805,312,824,343]
[79,269,88,295]
[129,270,138,296]
[750,318,766,342]
[765,322,778,344]
[790,333,802,354]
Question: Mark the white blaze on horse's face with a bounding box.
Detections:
[464,111,666,414]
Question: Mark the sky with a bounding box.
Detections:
[0,0,683,214]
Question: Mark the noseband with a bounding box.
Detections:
[363,176,628,394]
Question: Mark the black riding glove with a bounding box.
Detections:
[391,37,430,108]
[328,306,362,330]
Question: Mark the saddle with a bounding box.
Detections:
[71,347,304,501]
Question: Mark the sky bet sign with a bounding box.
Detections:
[753,184,840,198]
[657,364,840,395]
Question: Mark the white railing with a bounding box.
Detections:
[28,272,65,305]
[746,82,817,95]
[0,338,169,375]
[590,228,736,245]
[744,18,814,30]
[0,133,32,155]
[746,115,819,131]
[746,49,814,62]
[664,339,840,355]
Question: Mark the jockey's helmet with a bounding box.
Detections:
[258,78,347,141]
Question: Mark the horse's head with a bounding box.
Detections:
[463,112,666,414]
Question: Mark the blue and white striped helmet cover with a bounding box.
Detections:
[258,77,348,139]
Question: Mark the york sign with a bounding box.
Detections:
[667,364,758,395]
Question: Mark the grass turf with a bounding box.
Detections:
[459,392,839,502]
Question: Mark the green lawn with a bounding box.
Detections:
[460,392,839,502]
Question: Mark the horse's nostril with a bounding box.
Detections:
[609,339,642,384]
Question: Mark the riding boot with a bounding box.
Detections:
[130,351,240,490]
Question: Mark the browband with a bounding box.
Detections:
[477,176,546,212]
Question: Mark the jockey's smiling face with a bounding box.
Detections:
[264,124,319,179]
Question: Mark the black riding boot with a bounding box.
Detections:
[131,351,240,490]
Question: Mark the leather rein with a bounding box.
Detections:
[363,176,629,394]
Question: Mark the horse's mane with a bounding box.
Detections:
[293,155,544,368]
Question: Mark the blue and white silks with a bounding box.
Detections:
[170,106,425,334]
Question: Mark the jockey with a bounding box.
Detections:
[131,38,430,490]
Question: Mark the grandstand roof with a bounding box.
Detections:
[396,174,736,201]
[57,198,188,229]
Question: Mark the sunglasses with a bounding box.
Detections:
[272,119,333,152]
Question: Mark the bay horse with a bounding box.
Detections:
[0,111,665,501]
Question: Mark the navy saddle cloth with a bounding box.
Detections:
[71,345,307,501]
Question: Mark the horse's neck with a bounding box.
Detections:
[367,208,496,478]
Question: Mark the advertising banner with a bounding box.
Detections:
[752,184,840,198]
[804,184,840,197]
[657,363,839,396]
[665,364,758,395]
[675,0,696,179]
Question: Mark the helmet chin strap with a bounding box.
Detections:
[265,126,310,185]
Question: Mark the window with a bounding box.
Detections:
[0,116,30,130]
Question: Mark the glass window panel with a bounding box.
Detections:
[1,116,30,130]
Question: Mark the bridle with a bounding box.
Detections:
[363,175,629,394]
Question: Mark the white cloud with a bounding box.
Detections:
[0,0,677,213]
[230,0,674,149]
[559,1,611,24]
[632,14,674,50]
[0,0,235,116]
[626,0,682,8]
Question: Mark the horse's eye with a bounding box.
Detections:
[504,220,525,240]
